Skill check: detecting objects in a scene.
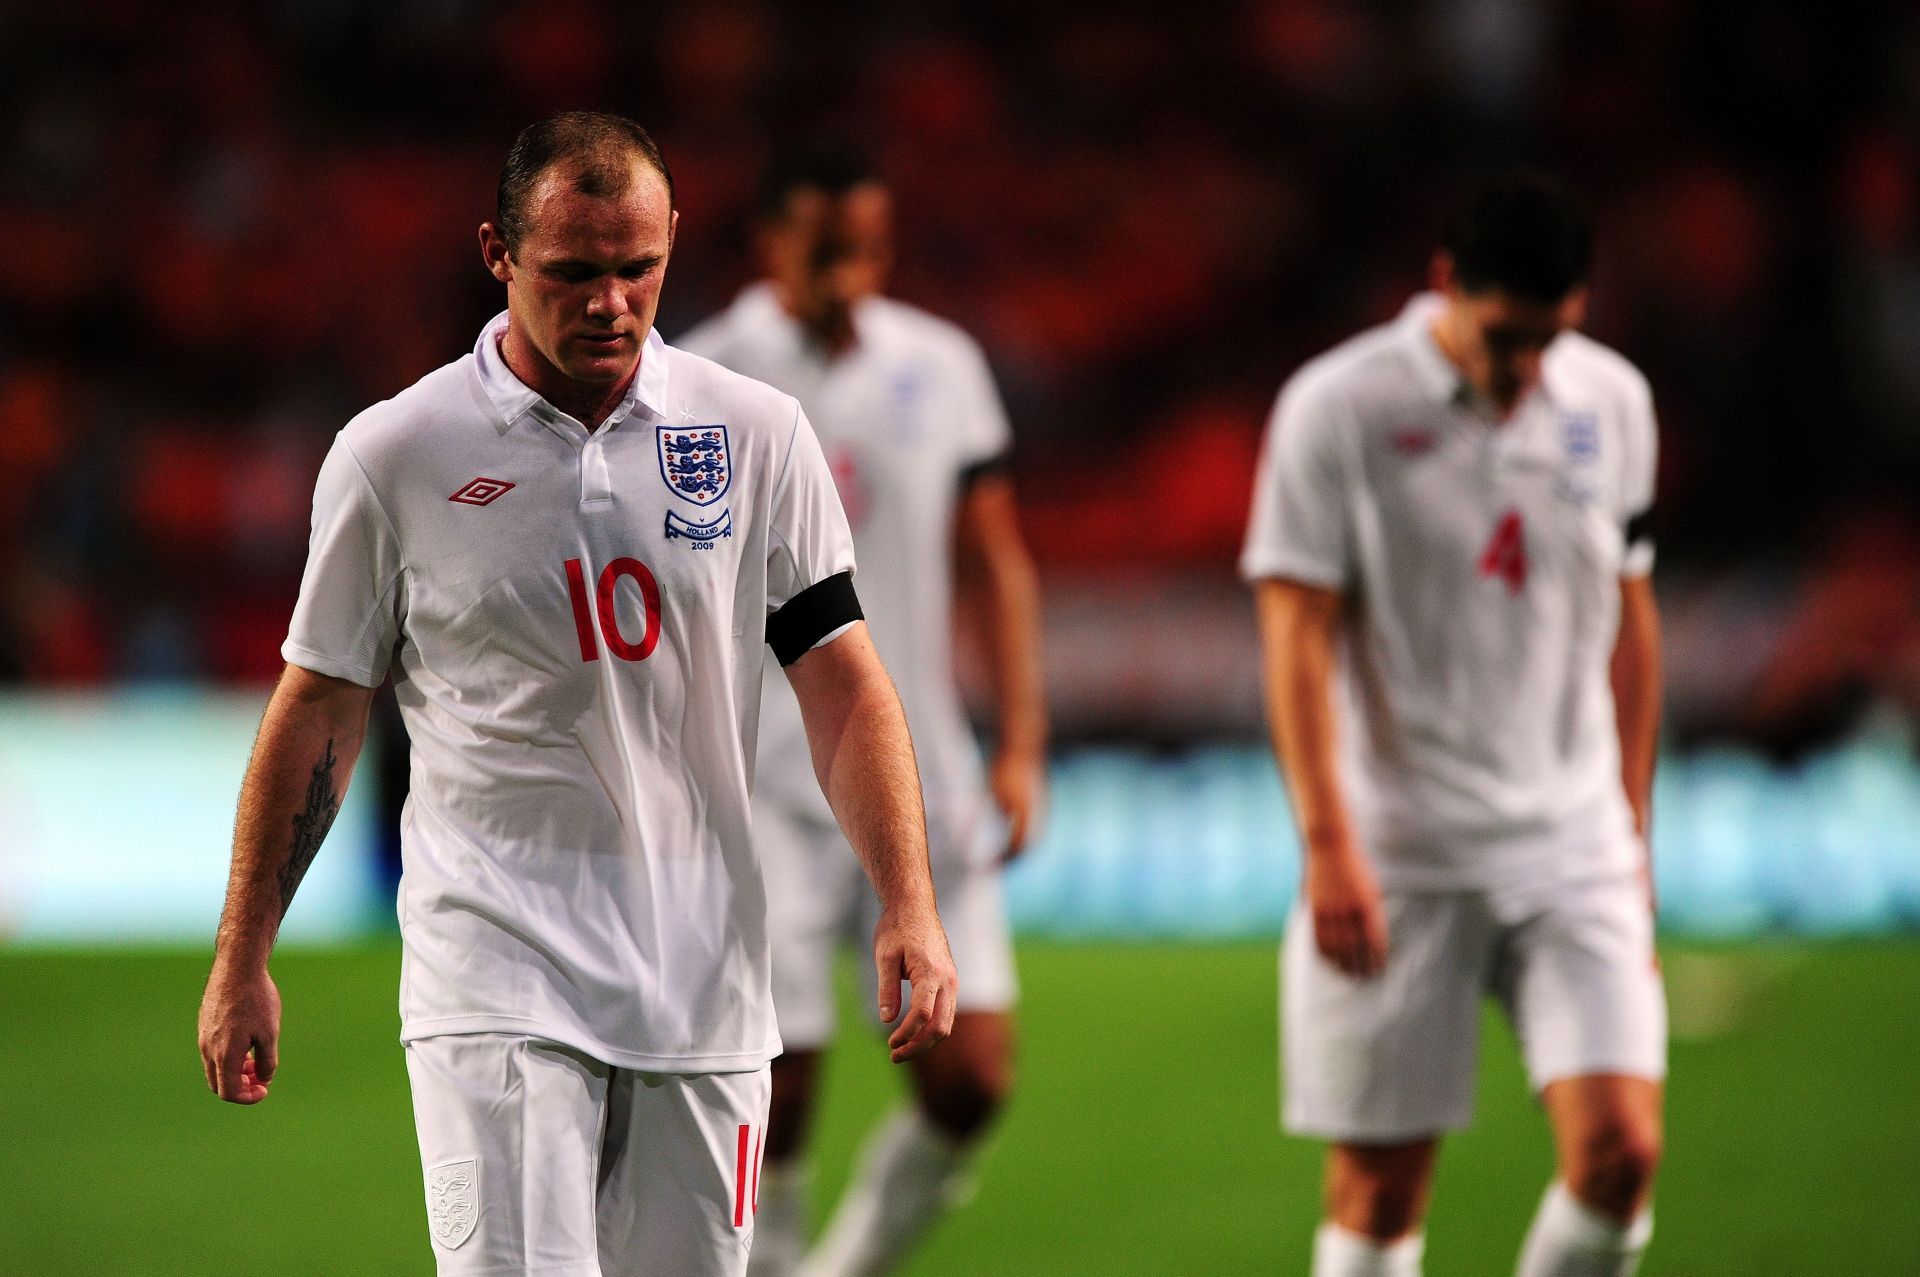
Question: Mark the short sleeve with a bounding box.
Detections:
[765,403,862,664]
[1238,374,1353,588]
[950,338,1014,480]
[1618,374,1659,579]
[281,436,405,687]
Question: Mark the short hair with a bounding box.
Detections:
[1443,169,1594,303]
[496,111,675,252]
[754,144,882,221]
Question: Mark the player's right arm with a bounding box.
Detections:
[1254,579,1388,977]
[197,663,374,1104]
[1243,367,1385,977]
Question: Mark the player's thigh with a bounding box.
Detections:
[1498,874,1667,1093]
[1281,892,1496,1142]
[758,798,862,1052]
[595,1067,772,1277]
[404,1033,609,1276]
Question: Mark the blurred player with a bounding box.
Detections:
[1243,171,1665,1277]
[196,112,958,1277]
[679,149,1047,1277]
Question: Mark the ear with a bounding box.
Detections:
[1428,250,1456,296]
[478,223,513,284]
[668,208,679,251]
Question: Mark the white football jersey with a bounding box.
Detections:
[1242,293,1658,891]
[284,312,858,1072]
[678,285,1012,861]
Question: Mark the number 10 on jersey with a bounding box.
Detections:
[565,556,662,662]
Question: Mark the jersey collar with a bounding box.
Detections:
[732,281,880,360]
[1396,292,1467,406]
[473,311,672,437]
[1396,291,1570,417]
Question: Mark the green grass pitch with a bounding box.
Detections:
[4,941,1915,1274]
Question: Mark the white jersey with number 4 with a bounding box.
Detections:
[1241,293,1658,891]
[283,312,858,1073]
[678,284,1012,863]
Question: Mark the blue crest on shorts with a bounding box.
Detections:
[657,424,732,506]
[1561,411,1600,464]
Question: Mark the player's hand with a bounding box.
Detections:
[1305,843,1389,979]
[990,746,1047,865]
[873,903,958,1063]
[198,963,282,1105]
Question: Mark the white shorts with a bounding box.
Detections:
[405,1033,771,1276]
[755,797,1017,1052]
[1282,873,1667,1143]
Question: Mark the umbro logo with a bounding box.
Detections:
[1390,429,1437,457]
[449,477,515,506]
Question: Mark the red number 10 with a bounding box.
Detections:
[565,556,661,662]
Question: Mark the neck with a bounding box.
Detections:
[1427,316,1522,419]
[773,284,858,357]
[500,323,639,430]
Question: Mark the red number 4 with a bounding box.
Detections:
[1479,510,1528,594]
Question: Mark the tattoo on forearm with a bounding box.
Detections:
[277,739,340,918]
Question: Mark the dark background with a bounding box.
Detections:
[1,0,1916,752]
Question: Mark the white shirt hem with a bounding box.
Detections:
[1239,553,1345,589]
[280,641,383,689]
[399,1014,782,1074]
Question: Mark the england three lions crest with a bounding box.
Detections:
[426,1157,479,1250]
[658,424,732,506]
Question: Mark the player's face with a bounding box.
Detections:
[1434,257,1588,412]
[759,183,893,345]
[481,160,678,387]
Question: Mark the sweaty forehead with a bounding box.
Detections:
[519,161,673,261]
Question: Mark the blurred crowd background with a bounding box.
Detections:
[4,11,1917,1272]
[2,2,1917,753]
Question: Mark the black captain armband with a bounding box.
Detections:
[957,449,1014,491]
[768,571,864,666]
[1624,509,1655,555]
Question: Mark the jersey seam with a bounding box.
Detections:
[334,439,409,670]
[766,396,804,571]
[338,438,410,574]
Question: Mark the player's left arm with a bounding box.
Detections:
[1612,573,1662,901]
[785,623,959,1062]
[953,470,1049,863]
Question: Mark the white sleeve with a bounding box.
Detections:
[1618,373,1659,579]
[765,403,861,664]
[951,338,1014,473]
[281,436,405,687]
[1238,374,1353,588]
